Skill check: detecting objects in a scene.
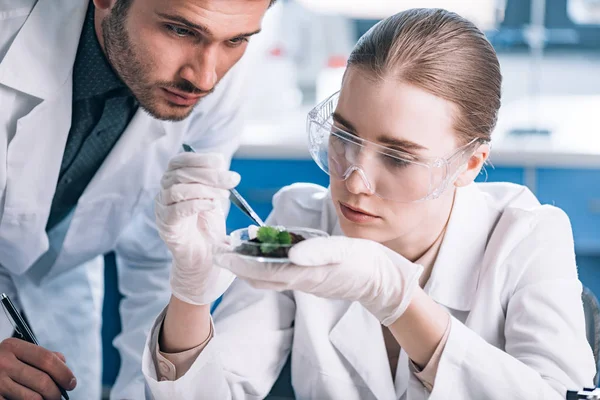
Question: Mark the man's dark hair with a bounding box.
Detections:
[116,0,277,12]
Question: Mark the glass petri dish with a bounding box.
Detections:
[223,226,329,263]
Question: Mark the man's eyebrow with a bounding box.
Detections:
[157,12,262,39]
[157,12,213,38]
[332,112,357,132]
[236,28,262,38]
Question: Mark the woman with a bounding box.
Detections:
[143,8,595,399]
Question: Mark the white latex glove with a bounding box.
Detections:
[155,152,240,305]
[215,236,423,326]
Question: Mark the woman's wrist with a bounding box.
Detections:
[159,295,212,353]
[387,287,450,367]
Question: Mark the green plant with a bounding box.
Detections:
[257,226,292,254]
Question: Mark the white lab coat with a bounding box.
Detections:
[0,1,248,399]
[143,182,596,400]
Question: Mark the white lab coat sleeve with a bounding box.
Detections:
[427,207,596,400]
[110,58,251,399]
[142,280,296,399]
[142,199,298,400]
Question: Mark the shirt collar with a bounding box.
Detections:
[72,1,129,101]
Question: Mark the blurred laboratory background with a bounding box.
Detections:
[102,0,600,396]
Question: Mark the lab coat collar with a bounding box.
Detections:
[329,302,397,400]
[424,183,498,311]
[324,184,497,398]
[0,0,87,99]
[324,185,496,312]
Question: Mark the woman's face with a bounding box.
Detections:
[329,69,482,258]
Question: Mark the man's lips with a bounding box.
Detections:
[161,88,203,106]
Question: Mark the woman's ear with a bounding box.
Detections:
[454,143,490,187]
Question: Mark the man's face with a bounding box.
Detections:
[98,0,269,121]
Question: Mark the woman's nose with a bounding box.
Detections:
[344,167,374,196]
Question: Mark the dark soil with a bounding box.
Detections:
[235,232,306,258]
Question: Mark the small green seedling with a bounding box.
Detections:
[257,226,292,254]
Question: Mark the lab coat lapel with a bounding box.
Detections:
[388,185,498,399]
[396,350,412,399]
[323,185,498,399]
[0,80,73,276]
[45,112,171,281]
[0,0,87,100]
[425,184,498,311]
[0,0,87,275]
[329,302,396,400]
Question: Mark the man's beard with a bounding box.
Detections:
[101,6,211,121]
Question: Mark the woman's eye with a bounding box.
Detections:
[336,130,358,144]
[166,25,193,38]
[383,155,410,169]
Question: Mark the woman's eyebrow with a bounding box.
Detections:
[332,112,427,151]
[332,112,357,133]
[377,135,428,151]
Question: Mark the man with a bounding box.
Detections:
[0,0,273,398]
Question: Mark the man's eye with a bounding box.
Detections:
[166,25,193,37]
[227,37,248,47]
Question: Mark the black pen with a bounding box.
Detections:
[566,387,600,399]
[1,293,70,400]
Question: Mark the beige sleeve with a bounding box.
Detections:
[152,319,214,381]
[409,317,451,391]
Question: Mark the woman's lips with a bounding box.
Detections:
[339,202,380,224]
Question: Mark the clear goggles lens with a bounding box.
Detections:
[307,92,486,203]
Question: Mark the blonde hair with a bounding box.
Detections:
[347,8,502,144]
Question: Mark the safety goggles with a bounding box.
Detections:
[307,92,487,203]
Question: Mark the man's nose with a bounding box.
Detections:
[179,45,219,92]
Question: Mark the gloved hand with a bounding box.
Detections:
[155,152,240,305]
[215,236,423,326]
